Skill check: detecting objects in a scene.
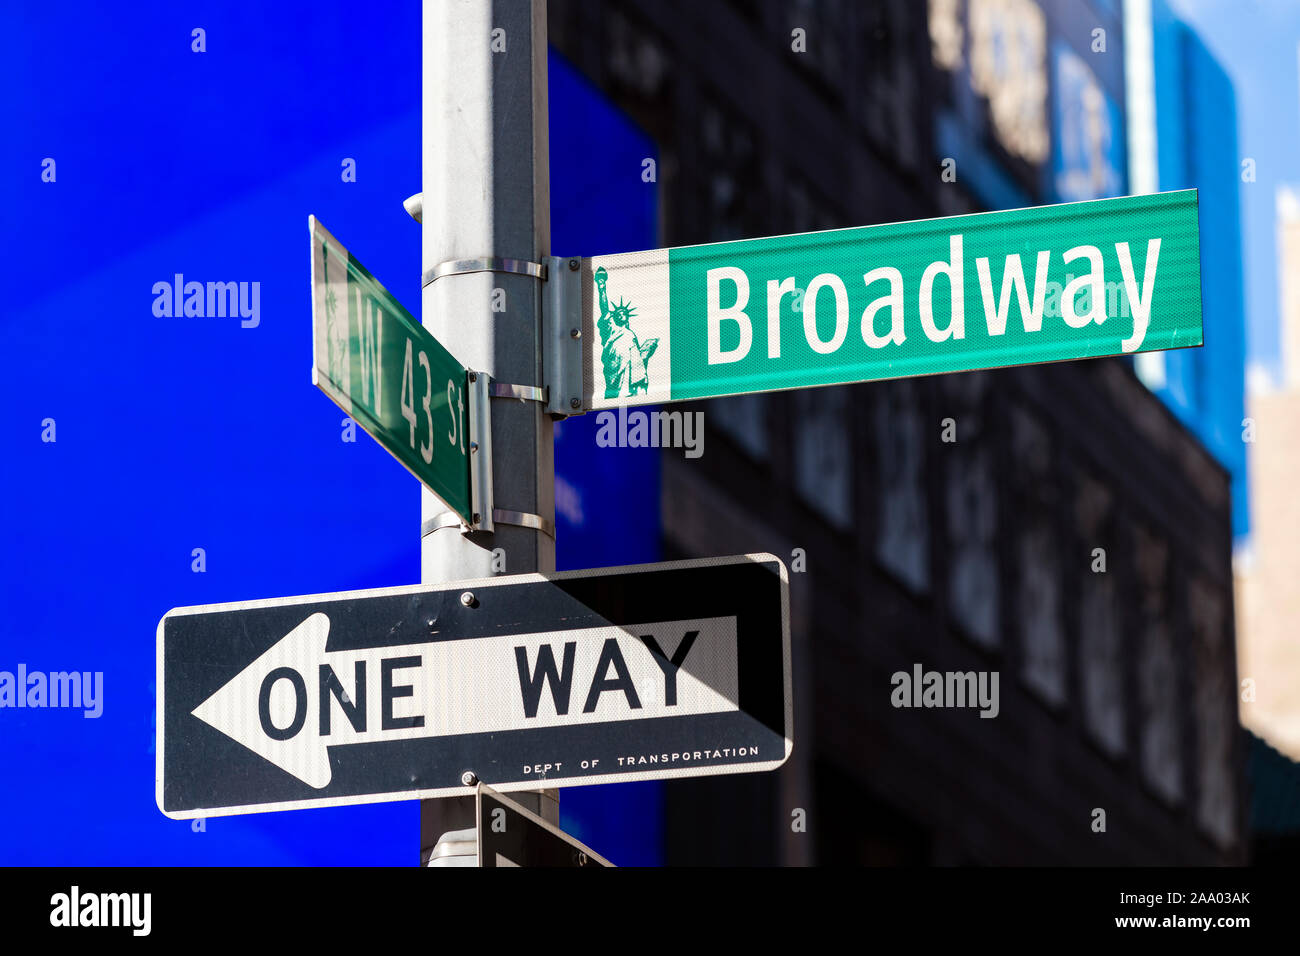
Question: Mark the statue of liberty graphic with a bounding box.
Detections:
[595,266,658,399]
[321,242,350,393]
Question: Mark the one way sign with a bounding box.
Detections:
[156,554,791,818]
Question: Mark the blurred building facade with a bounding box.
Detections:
[1234,187,1300,764]
[550,0,1243,864]
[1125,0,1249,544]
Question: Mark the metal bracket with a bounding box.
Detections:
[422,373,559,540]
[541,255,586,418]
[422,256,547,289]
[422,512,470,535]
[489,381,548,403]
[467,370,494,532]
[422,509,556,540]
[491,509,556,539]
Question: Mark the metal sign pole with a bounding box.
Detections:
[419,0,557,863]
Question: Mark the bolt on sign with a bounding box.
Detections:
[309,215,473,523]
[578,189,1202,408]
[156,554,791,818]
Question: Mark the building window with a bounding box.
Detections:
[861,0,920,171]
[795,386,851,530]
[941,371,999,647]
[784,0,851,102]
[1051,42,1125,202]
[1013,408,1064,705]
[874,379,929,593]
[1136,525,1182,804]
[1191,580,1237,847]
[699,97,762,242]
[711,393,770,462]
[967,0,1049,165]
[604,9,671,101]
[1076,473,1125,755]
[929,0,964,71]
[785,174,839,236]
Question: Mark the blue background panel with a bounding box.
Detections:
[1,2,661,865]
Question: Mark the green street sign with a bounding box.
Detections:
[309,216,473,523]
[579,190,1203,408]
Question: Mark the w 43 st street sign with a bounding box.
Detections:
[577,190,1203,408]
[309,216,474,524]
[156,554,791,819]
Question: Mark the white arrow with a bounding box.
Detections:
[192,612,334,788]
[191,612,433,789]
[191,611,740,789]
[192,613,338,790]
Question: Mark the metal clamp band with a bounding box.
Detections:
[422,509,556,539]
[492,509,556,539]
[422,256,548,288]
[490,382,548,403]
[422,512,469,535]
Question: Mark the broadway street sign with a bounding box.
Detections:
[309,215,474,523]
[579,189,1202,408]
[156,554,791,819]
